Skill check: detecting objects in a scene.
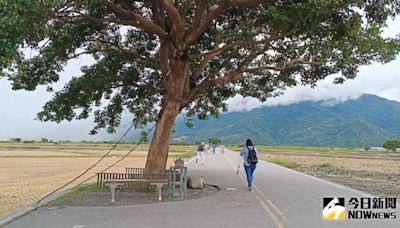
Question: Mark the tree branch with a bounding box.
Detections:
[79,14,140,28]
[185,70,243,106]
[185,0,266,47]
[191,35,221,80]
[159,40,171,77]
[188,44,318,106]
[151,1,166,29]
[83,37,158,66]
[99,0,167,38]
[185,1,228,47]
[230,0,265,7]
[190,30,292,80]
[161,0,185,45]
[191,0,209,32]
[101,41,158,64]
[245,59,320,73]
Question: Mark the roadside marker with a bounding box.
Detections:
[226,188,237,191]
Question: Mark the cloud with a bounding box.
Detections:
[227,57,400,112]
[0,56,127,141]
[227,17,400,112]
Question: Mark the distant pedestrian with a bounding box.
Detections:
[240,139,258,190]
[205,144,210,154]
[211,144,217,154]
[196,142,206,165]
[220,144,225,154]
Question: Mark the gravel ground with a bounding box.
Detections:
[49,185,220,207]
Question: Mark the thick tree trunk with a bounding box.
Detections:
[144,100,180,173]
[145,41,190,173]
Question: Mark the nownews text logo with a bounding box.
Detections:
[323,197,397,220]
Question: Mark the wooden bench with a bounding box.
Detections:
[104,179,168,202]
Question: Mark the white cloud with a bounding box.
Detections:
[227,17,400,112]
[227,57,400,112]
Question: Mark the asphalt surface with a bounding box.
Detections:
[3,149,400,228]
[224,150,400,228]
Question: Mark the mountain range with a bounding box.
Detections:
[172,94,400,147]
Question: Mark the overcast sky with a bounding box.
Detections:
[1,18,399,141]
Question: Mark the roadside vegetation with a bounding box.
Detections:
[227,145,400,158]
[383,140,400,152]
[311,162,336,168]
[50,184,98,204]
[269,158,299,169]
[171,151,195,159]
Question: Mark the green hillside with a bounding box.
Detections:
[172,94,400,147]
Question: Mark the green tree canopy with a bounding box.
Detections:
[208,137,221,145]
[9,137,22,143]
[1,0,400,171]
[383,140,400,152]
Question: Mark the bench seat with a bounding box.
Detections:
[104,179,168,202]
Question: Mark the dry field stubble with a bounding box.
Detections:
[0,144,195,216]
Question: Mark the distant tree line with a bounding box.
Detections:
[3,138,201,145]
[208,137,221,145]
[383,140,400,152]
[2,138,136,144]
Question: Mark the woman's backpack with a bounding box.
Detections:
[247,147,258,165]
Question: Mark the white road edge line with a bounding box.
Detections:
[184,155,197,166]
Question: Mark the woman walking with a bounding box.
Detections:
[196,142,206,165]
[240,139,258,190]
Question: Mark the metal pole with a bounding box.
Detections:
[236,156,242,174]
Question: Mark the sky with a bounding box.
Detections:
[0,18,399,141]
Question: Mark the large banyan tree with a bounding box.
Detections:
[1,0,399,172]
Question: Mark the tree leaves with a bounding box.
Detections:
[1,0,399,134]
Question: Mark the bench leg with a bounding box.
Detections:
[111,185,117,203]
[151,183,164,201]
[157,185,162,201]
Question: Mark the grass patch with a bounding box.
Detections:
[227,145,359,154]
[177,152,195,159]
[52,184,97,203]
[269,158,299,169]
[312,162,336,168]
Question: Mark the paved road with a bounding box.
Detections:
[3,149,399,228]
[223,149,400,228]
